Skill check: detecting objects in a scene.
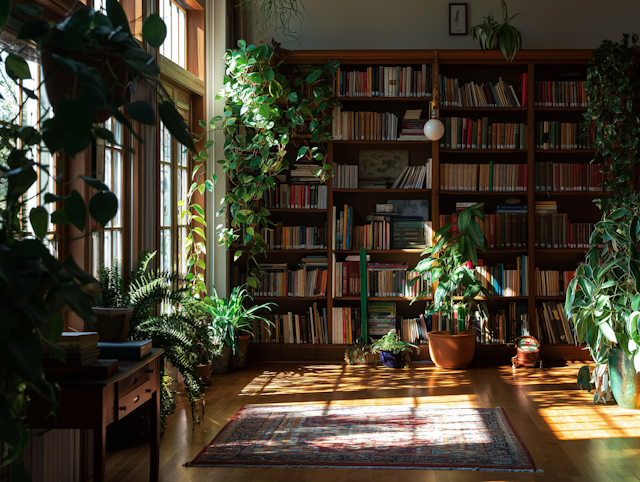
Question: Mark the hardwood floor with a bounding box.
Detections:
[105,362,640,482]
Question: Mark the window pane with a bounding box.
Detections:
[104,230,112,268]
[171,2,179,64]
[162,165,172,227]
[105,150,112,227]
[113,151,122,227]
[163,0,171,61]
[0,53,19,123]
[179,226,187,274]
[179,8,185,68]
[161,229,172,272]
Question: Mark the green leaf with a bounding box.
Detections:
[106,0,130,33]
[128,101,156,125]
[234,250,243,261]
[5,53,32,81]
[576,365,592,392]
[1,0,11,29]
[51,209,70,224]
[158,100,195,152]
[17,19,50,42]
[29,206,48,239]
[288,92,298,102]
[306,70,322,83]
[80,176,109,191]
[64,190,87,231]
[89,191,118,227]
[259,103,271,118]
[141,13,167,48]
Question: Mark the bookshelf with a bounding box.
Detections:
[232,49,603,363]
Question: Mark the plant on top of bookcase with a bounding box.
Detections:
[187,41,340,290]
[583,34,640,213]
[565,199,640,407]
[411,203,491,369]
[470,0,524,62]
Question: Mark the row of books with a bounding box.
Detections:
[368,301,397,338]
[535,213,594,249]
[254,182,328,210]
[536,302,576,345]
[247,261,328,297]
[438,74,526,107]
[389,161,433,189]
[439,163,527,192]
[248,223,328,250]
[330,108,399,141]
[477,303,529,344]
[535,268,576,297]
[534,162,609,192]
[334,64,433,98]
[400,315,430,345]
[440,210,529,249]
[534,80,587,107]
[399,117,428,141]
[253,305,329,344]
[441,118,527,150]
[474,257,529,297]
[534,121,595,150]
[331,307,364,344]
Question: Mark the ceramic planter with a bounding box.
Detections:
[210,345,232,374]
[379,350,406,368]
[428,331,476,369]
[231,334,252,368]
[609,348,640,409]
[92,307,133,342]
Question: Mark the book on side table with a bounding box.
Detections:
[97,340,153,360]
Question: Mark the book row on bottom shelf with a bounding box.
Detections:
[251,303,329,344]
[536,301,576,345]
[441,118,527,150]
[439,163,527,192]
[534,162,610,192]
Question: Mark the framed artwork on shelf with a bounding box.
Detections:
[449,3,467,35]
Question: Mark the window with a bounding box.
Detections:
[0,41,57,254]
[159,0,186,68]
[92,117,127,274]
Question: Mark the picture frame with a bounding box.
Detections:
[449,3,467,36]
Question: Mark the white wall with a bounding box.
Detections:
[246,0,640,50]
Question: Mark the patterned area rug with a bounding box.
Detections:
[188,404,538,472]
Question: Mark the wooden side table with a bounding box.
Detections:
[30,348,164,482]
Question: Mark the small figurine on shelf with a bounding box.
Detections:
[511,336,543,368]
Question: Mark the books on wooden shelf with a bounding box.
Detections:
[534,162,608,192]
[441,118,527,150]
[440,163,527,191]
[334,64,433,98]
[254,178,327,209]
[368,301,397,339]
[535,121,594,150]
[242,223,327,250]
[331,307,362,344]
[534,80,587,107]
[254,305,329,344]
[333,163,359,189]
[438,74,527,107]
[97,340,152,360]
[330,108,399,141]
[474,256,529,297]
[536,302,575,345]
[476,302,529,344]
[390,160,432,189]
[400,315,431,345]
[399,110,428,141]
[240,259,328,298]
[534,202,593,249]
[536,267,578,297]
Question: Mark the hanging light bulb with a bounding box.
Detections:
[424,100,444,141]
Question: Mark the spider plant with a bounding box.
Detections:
[470,0,524,62]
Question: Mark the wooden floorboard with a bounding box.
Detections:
[105,362,640,482]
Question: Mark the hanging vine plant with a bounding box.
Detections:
[185,41,340,292]
[584,33,640,212]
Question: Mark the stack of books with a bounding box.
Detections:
[536,301,576,344]
[289,162,322,181]
[441,118,527,150]
[330,108,399,141]
[400,314,431,344]
[534,162,608,192]
[534,79,587,107]
[439,74,527,107]
[392,218,430,249]
[535,121,594,150]
[334,64,433,98]
[399,109,428,141]
[390,160,432,189]
[331,307,362,344]
[368,301,397,339]
[440,162,527,192]
[50,332,100,366]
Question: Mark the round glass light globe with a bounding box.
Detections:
[424,118,445,141]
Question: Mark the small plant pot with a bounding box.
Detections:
[210,345,231,374]
[40,47,129,123]
[92,307,133,342]
[379,350,406,368]
[428,331,476,369]
[195,364,212,385]
[231,334,252,368]
[609,348,640,409]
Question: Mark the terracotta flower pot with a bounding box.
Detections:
[92,307,133,342]
[231,334,252,368]
[39,47,129,123]
[428,330,476,369]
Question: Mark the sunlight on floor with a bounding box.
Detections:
[239,364,472,396]
[497,363,587,386]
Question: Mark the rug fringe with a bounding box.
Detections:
[184,463,542,472]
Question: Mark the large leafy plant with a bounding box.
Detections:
[470,0,524,62]
[0,1,192,476]
[186,41,339,292]
[411,203,492,335]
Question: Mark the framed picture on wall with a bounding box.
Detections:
[449,3,467,35]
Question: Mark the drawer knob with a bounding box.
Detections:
[119,406,127,411]
[132,377,138,384]
[146,369,154,374]
[133,395,140,404]
[146,389,152,393]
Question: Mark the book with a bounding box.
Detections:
[97,340,153,360]
[43,359,119,378]
[56,332,99,351]
[43,348,101,366]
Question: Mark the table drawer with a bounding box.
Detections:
[117,366,150,398]
[117,379,152,420]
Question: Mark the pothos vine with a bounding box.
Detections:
[183,41,340,294]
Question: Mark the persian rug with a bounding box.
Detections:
[187,403,539,472]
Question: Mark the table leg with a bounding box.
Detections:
[150,362,160,482]
[93,423,106,482]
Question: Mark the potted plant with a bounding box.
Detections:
[470,0,524,62]
[94,263,134,342]
[411,203,492,369]
[370,331,419,368]
[189,285,276,370]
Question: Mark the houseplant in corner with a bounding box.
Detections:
[470,0,524,62]
[565,34,640,407]
[370,331,419,368]
[411,203,491,369]
[94,263,134,342]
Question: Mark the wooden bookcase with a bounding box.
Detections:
[240,49,598,363]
